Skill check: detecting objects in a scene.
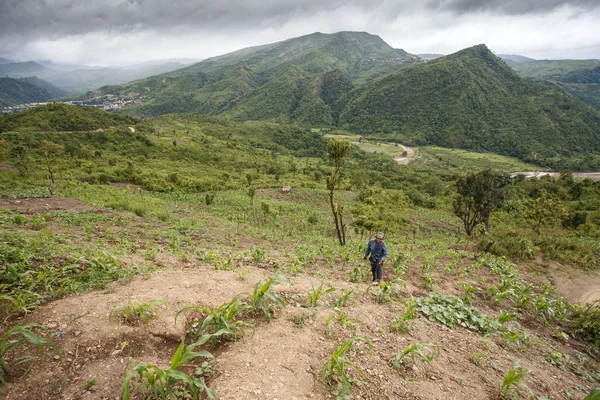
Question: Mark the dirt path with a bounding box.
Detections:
[393,145,415,165]
[544,261,600,304]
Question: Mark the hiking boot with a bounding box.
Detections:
[372,281,379,286]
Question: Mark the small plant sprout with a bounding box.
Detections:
[498,362,532,400]
[319,336,372,396]
[306,283,336,308]
[109,299,166,325]
[389,298,417,333]
[326,315,335,340]
[393,342,440,379]
[0,323,62,384]
[122,335,217,400]
[175,295,252,343]
[349,264,367,283]
[367,279,401,304]
[243,276,290,322]
[334,289,354,307]
[584,387,600,400]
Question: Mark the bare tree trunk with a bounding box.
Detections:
[329,190,344,246]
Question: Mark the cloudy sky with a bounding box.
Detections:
[1,0,599,66]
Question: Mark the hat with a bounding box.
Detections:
[376,232,385,239]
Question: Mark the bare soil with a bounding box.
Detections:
[0,196,93,213]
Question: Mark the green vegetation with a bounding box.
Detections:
[339,45,600,170]
[0,323,61,384]
[392,342,440,379]
[508,60,600,111]
[1,102,600,398]
[319,336,372,398]
[93,32,418,124]
[122,336,216,400]
[498,362,531,400]
[109,299,166,325]
[0,77,66,108]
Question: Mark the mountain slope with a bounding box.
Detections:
[0,103,145,132]
[337,45,600,169]
[93,31,419,120]
[509,60,600,110]
[0,77,67,107]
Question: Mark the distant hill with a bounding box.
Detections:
[0,77,67,107]
[95,31,420,121]
[509,60,600,110]
[0,61,51,78]
[498,54,536,63]
[0,60,189,93]
[0,103,142,132]
[337,45,600,170]
[0,58,14,65]
[417,54,445,61]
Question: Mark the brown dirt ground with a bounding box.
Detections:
[0,197,93,213]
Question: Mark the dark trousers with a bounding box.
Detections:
[370,261,382,282]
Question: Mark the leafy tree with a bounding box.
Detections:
[453,169,511,236]
[523,192,567,236]
[326,139,351,246]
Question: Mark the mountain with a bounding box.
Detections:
[498,54,536,63]
[0,61,51,78]
[94,31,420,121]
[0,58,14,65]
[0,60,190,93]
[508,60,600,110]
[337,45,600,170]
[0,77,67,108]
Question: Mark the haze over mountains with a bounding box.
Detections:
[0,59,197,93]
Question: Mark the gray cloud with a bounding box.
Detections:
[0,0,599,64]
[426,0,600,15]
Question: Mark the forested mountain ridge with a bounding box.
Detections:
[0,77,67,108]
[508,59,600,110]
[91,31,420,120]
[337,45,600,170]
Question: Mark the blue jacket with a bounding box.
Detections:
[364,238,387,263]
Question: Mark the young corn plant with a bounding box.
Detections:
[393,342,440,379]
[175,295,252,344]
[243,276,290,322]
[334,289,354,307]
[0,323,61,384]
[584,387,600,400]
[109,299,166,325]
[389,298,417,334]
[325,315,335,340]
[305,283,336,308]
[319,336,372,397]
[349,264,367,283]
[497,362,531,400]
[367,279,401,304]
[122,334,218,400]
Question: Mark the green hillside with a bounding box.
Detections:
[509,60,600,110]
[91,31,419,120]
[0,103,147,132]
[0,77,67,107]
[337,45,600,170]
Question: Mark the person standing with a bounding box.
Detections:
[363,232,387,285]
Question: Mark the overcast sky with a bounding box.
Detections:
[1,0,599,66]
